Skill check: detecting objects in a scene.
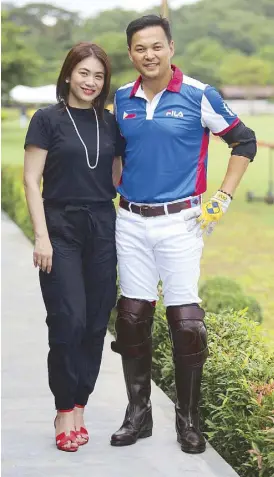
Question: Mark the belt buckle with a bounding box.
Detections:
[140,205,150,217]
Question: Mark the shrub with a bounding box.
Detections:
[1,107,20,121]
[200,276,243,294]
[152,301,274,477]
[1,110,9,121]
[1,165,33,242]
[199,276,263,323]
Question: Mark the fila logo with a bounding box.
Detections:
[166,110,184,118]
[123,111,136,119]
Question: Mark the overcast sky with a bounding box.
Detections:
[10,0,197,17]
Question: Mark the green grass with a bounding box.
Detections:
[1,111,27,165]
[2,110,274,333]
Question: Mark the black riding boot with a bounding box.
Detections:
[175,366,206,453]
[167,304,209,454]
[110,353,153,446]
[110,297,154,446]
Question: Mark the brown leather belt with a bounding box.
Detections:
[119,196,201,218]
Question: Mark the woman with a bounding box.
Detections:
[23,42,123,452]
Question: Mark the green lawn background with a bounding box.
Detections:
[2,111,274,334]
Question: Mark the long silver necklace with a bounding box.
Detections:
[66,105,100,170]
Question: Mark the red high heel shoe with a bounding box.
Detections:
[54,409,79,452]
[74,404,89,446]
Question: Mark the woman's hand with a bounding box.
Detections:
[33,234,53,273]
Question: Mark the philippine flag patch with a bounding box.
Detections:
[123,112,136,119]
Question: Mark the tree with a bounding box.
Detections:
[1,11,43,100]
[219,53,273,86]
[8,3,81,57]
[257,45,274,63]
[91,32,130,74]
[174,38,226,87]
[80,8,137,39]
[171,0,274,56]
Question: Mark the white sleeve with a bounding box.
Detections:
[201,86,240,135]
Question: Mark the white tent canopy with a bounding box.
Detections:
[9,84,56,104]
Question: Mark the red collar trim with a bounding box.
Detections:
[129,65,183,98]
[168,65,183,92]
[129,75,142,98]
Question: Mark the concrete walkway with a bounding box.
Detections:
[1,211,239,477]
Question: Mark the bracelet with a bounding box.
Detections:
[218,189,233,200]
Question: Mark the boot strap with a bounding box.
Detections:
[174,346,209,366]
[111,338,152,358]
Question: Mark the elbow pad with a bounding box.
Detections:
[221,121,257,162]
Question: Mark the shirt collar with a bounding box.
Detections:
[129,64,183,98]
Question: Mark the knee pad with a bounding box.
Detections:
[111,296,155,358]
[166,304,208,367]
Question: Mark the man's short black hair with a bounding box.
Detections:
[126,15,172,48]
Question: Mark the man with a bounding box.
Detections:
[111,15,257,454]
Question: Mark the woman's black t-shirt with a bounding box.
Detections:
[24,103,125,204]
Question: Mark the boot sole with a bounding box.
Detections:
[110,429,152,447]
[177,435,206,454]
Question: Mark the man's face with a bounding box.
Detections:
[128,26,174,80]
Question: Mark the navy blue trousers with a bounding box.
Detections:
[39,202,117,410]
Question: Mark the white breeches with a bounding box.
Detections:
[116,205,204,307]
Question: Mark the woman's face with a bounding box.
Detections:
[67,55,105,108]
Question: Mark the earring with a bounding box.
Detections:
[65,79,69,83]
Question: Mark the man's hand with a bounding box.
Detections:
[184,191,232,237]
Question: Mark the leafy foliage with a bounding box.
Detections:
[1,110,9,121]
[152,302,274,477]
[199,277,263,323]
[1,165,34,242]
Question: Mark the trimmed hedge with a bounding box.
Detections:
[2,165,33,242]
[199,277,263,323]
[1,110,9,121]
[3,164,274,477]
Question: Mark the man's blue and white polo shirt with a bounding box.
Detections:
[115,65,239,204]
